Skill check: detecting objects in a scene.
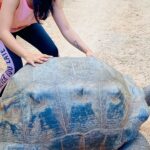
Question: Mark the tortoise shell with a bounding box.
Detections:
[0,57,149,150]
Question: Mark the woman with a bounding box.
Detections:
[0,0,95,96]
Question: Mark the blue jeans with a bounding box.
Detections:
[0,23,59,96]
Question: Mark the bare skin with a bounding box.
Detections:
[0,0,95,67]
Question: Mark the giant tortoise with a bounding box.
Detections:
[0,57,149,150]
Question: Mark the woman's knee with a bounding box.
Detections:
[50,46,59,57]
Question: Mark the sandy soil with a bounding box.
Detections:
[0,0,150,145]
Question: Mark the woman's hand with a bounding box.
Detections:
[24,52,52,67]
[52,0,97,57]
[85,50,96,57]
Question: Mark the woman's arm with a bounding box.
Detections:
[52,0,95,56]
[0,0,29,58]
[0,0,51,66]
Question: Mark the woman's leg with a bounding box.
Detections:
[0,34,23,97]
[16,23,59,57]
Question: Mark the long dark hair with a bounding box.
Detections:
[32,0,55,23]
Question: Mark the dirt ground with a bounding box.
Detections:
[0,0,150,145]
